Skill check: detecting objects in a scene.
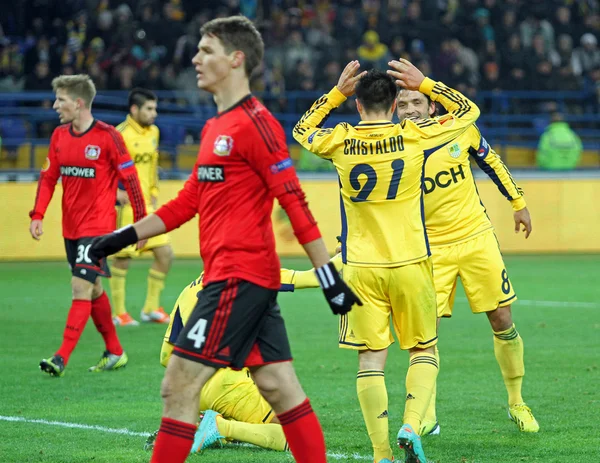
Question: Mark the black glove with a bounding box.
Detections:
[315,262,362,315]
[89,225,139,261]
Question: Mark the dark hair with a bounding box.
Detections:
[200,15,264,77]
[355,69,398,113]
[128,88,157,110]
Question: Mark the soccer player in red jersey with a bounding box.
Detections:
[29,74,147,377]
[90,16,361,463]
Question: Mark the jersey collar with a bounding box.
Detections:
[216,94,252,118]
[356,120,394,128]
[126,114,151,134]
[69,119,97,137]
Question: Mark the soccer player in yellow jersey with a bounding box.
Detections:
[395,88,539,434]
[151,257,343,453]
[111,89,173,326]
[294,59,481,463]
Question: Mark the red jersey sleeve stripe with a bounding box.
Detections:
[244,100,282,152]
[123,173,146,221]
[284,180,317,225]
[108,129,128,156]
[241,104,278,154]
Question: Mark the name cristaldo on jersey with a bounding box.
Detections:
[60,166,96,178]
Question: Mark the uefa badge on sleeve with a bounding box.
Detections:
[213,135,234,156]
[85,145,101,160]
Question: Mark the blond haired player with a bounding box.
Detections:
[111,88,173,326]
[395,88,539,434]
[294,60,481,463]
[146,256,343,453]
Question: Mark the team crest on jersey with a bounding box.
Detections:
[213,135,234,156]
[447,143,461,158]
[41,157,50,172]
[84,145,101,160]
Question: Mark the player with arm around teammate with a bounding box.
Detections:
[294,59,481,463]
[394,83,538,434]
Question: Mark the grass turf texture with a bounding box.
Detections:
[0,255,599,463]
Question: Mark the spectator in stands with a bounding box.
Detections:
[572,33,600,77]
[520,7,555,52]
[401,2,431,48]
[357,30,391,70]
[536,112,583,170]
[496,8,519,46]
[555,34,582,92]
[502,33,528,90]
[472,8,496,50]
[449,38,479,85]
[284,30,312,75]
[553,6,576,40]
[24,61,52,91]
[24,36,59,75]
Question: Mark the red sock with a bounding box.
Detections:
[91,292,123,355]
[56,299,92,364]
[150,417,197,463]
[278,399,326,463]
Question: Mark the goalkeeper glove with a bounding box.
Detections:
[89,225,138,261]
[315,262,362,315]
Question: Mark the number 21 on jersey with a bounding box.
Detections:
[349,159,404,202]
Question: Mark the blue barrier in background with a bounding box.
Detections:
[1,90,598,172]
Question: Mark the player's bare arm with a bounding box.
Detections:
[336,60,367,97]
[514,207,532,238]
[387,59,426,90]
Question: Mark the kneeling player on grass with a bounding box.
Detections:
[146,258,342,453]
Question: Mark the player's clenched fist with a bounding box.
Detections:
[29,219,44,240]
[89,225,139,261]
[387,58,425,90]
[315,262,363,315]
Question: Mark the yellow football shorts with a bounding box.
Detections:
[114,204,170,258]
[431,229,517,317]
[339,259,438,351]
[200,367,275,424]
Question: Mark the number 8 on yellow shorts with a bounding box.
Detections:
[431,229,517,318]
[339,259,438,351]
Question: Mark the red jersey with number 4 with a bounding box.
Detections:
[155,95,321,289]
[30,120,146,239]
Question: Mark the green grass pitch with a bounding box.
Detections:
[0,255,599,462]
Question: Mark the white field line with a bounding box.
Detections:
[456,297,599,309]
[0,415,372,461]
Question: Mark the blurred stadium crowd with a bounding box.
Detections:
[1,0,599,109]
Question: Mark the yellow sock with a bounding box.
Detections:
[216,416,288,451]
[357,370,392,462]
[493,324,524,406]
[109,267,127,316]
[404,352,439,433]
[423,345,439,426]
[142,268,166,314]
